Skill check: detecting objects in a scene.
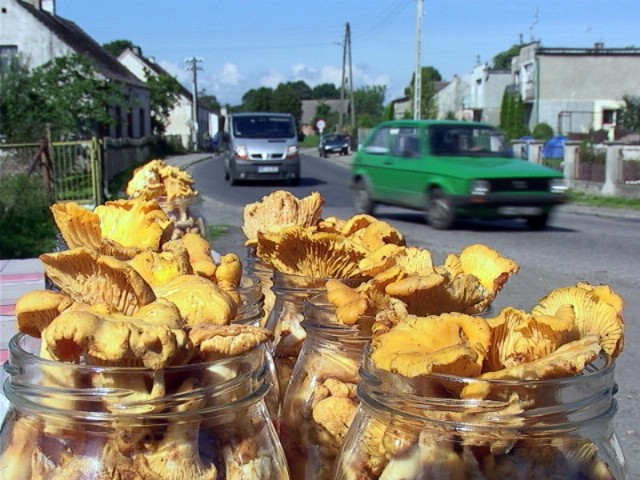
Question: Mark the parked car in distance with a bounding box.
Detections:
[223,112,300,186]
[318,133,350,157]
[351,120,569,230]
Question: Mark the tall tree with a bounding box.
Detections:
[311,83,340,99]
[198,88,221,112]
[404,66,442,119]
[288,80,312,100]
[353,85,386,127]
[143,67,182,136]
[271,83,302,122]
[620,95,640,132]
[241,87,273,112]
[492,44,521,70]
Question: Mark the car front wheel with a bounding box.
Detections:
[353,179,375,215]
[426,188,455,229]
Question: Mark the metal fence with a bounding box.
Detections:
[0,137,102,207]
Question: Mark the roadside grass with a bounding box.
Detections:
[205,224,231,242]
[569,190,640,211]
[300,134,319,148]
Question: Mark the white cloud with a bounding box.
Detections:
[260,69,286,88]
[216,63,244,86]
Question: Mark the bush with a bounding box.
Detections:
[0,174,57,258]
[532,123,554,141]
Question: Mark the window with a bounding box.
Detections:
[0,45,18,73]
[602,109,617,126]
[390,127,420,157]
[138,108,146,137]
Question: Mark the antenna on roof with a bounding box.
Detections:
[529,8,539,42]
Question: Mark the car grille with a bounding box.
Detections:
[250,153,284,160]
[489,178,550,192]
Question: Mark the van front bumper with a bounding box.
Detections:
[232,159,300,181]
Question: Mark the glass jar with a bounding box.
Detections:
[263,271,334,414]
[244,247,275,328]
[280,294,373,480]
[1,333,290,479]
[333,349,627,479]
[233,274,265,327]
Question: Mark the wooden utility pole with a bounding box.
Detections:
[339,23,355,136]
[185,57,203,150]
[413,0,423,120]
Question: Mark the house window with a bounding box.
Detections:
[114,106,123,138]
[127,111,134,138]
[0,45,18,73]
[139,108,146,137]
[602,109,617,126]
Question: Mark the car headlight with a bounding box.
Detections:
[234,145,249,160]
[549,178,568,193]
[471,179,491,196]
[286,145,299,159]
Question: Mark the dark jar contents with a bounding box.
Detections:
[332,349,627,479]
[280,294,374,480]
[0,333,290,479]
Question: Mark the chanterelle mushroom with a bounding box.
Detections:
[40,247,156,315]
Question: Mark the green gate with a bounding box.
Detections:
[0,137,103,207]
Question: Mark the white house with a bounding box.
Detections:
[118,46,213,149]
[0,0,151,139]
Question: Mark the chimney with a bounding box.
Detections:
[25,0,55,14]
[594,42,604,50]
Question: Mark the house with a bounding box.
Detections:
[435,65,510,124]
[0,0,151,140]
[512,41,640,138]
[118,46,213,150]
[300,99,351,136]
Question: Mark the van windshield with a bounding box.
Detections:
[232,115,295,139]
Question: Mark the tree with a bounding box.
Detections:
[0,54,127,142]
[241,87,273,112]
[314,102,338,132]
[198,88,221,112]
[404,66,441,119]
[288,80,312,100]
[103,40,135,58]
[144,67,182,136]
[492,44,521,70]
[271,83,302,122]
[353,85,386,127]
[311,83,340,99]
[619,95,640,132]
[499,90,529,140]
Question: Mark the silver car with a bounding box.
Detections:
[223,112,301,186]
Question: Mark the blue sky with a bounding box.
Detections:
[56,0,639,106]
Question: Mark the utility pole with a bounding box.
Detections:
[413,0,423,120]
[339,22,355,137]
[185,57,203,150]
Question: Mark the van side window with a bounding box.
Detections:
[390,127,420,157]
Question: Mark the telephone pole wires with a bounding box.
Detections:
[413,0,423,120]
[185,56,203,150]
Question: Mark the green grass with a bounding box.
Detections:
[569,191,640,211]
[206,224,232,242]
[300,134,319,148]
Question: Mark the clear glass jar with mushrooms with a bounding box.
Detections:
[0,331,290,479]
[279,293,374,480]
[332,282,627,479]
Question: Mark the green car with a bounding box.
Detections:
[351,120,568,230]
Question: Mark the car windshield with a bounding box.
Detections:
[429,125,512,158]
[324,134,347,142]
[233,115,295,139]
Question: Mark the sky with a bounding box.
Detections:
[55,0,639,106]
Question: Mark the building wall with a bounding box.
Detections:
[436,75,470,120]
[469,64,511,125]
[0,0,73,68]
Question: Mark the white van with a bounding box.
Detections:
[223,112,301,186]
